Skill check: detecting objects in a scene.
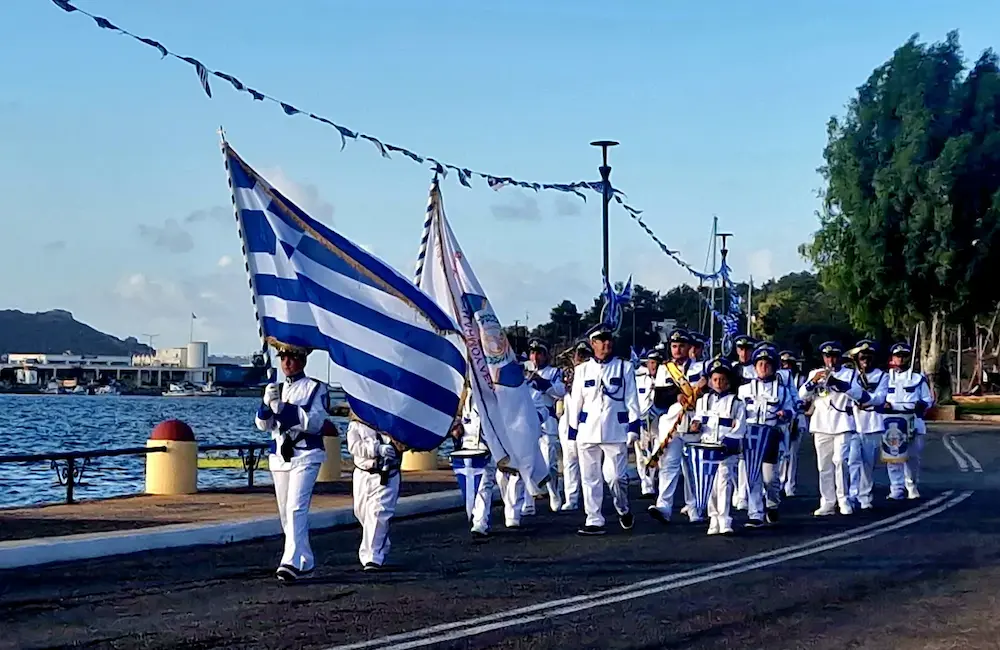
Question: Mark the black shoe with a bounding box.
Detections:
[363,562,383,572]
[619,512,635,530]
[471,530,490,541]
[744,518,765,529]
[577,525,606,536]
[765,509,780,524]
[639,492,655,500]
[276,564,298,583]
[647,506,670,525]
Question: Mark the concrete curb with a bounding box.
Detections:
[0,490,464,570]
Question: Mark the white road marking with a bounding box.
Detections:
[324,490,971,650]
[947,435,983,473]
[942,434,970,472]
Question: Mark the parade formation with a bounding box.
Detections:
[256,322,935,582]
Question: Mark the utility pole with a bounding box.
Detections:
[708,216,718,357]
[590,140,619,282]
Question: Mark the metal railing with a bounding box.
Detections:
[199,442,270,488]
[0,446,167,504]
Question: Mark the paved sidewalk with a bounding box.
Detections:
[0,469,456,542]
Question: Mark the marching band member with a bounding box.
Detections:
[255,346,330,582]
[777,351,808,497]
[731,335,757,511]
[689,332,708,362]
[347,418,402,571]
[738,345,795,527]
[647,374,700,524]
[690,358,746,535]
[634,349,662,498]
[800,341,870,516]
[526,339,567,512]
[567,325,641,535]
[558,341,591,510]
[656,329,707,521]
[848,340,889,510]
[885,342,934,500]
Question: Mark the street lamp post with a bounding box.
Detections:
[717,232,734,342]
[590,140,619,282]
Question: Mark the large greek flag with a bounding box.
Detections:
[224,143,467,451]
[415,179,548,491]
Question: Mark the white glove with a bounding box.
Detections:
[627,431,640,445]
[263,383,282,414]
[377,443,397,461]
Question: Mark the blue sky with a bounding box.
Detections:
[2,0,998,355]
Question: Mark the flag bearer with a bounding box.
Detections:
[255,346,330,582]
[567,325,641,535]
[885,342,934,500]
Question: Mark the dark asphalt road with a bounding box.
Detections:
[1,425,997,650]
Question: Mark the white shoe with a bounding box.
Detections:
[839,503,854,516]
[719,523,734,535]
[813,507,836,517]
[707,519,720,535]
[680,505,690,516]
[560,502,578,511]
[550,500,563,512]
[505,519,521,528]
[907,487,921,500]
[734,501,748,511]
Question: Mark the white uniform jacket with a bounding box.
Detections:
[654,358,704,389]
[255,375,329,470]
[528,365,567,435]
[885,368,935,434]
[855,369,889,434]
[777,368,808,432]
[694,391,747,446]
[738,376,796,428]
[737,362,757,385]
[347,419,385,471]
[799,366,868,435]
[568,357,641,444]
[636,368,656,419]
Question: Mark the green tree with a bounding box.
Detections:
[802,32,1000,399]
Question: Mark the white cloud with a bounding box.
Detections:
[185,206,230,223]
[261,167,335,224]
[217,255,233,268]
[747,249,775,281]
[490,194,541,222]
[137,218,194,253]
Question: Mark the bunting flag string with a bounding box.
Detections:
[48,0,729,283]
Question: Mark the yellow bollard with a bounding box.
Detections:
[401,450,438,471]
[145,420,198,495]
[316,420,343,482]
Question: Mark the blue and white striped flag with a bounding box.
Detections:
[224,143,468,451]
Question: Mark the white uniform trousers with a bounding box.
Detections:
[887,433,926,498]
[814,431,852,512]
[635,442,657,496]
[848,432,881,507]
[352,467,400,567]
[652,436,685,517]
[578,442,630,528]
[496,469,526,526]
[471,458,498,534]
[781,433,803,497]
[559,428,582,509]
[272,463,321,572]
[748,462,782,521]
[733,458,749,510]
[681,456,700,520]
[539,433,564,511]
[708,456,738,533]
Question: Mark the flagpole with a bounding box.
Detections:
[747,276,753,337]
[220,126,275,382]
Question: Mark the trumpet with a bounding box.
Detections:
[812,368,831,395]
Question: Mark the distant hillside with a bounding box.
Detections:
[0,310,153,357]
